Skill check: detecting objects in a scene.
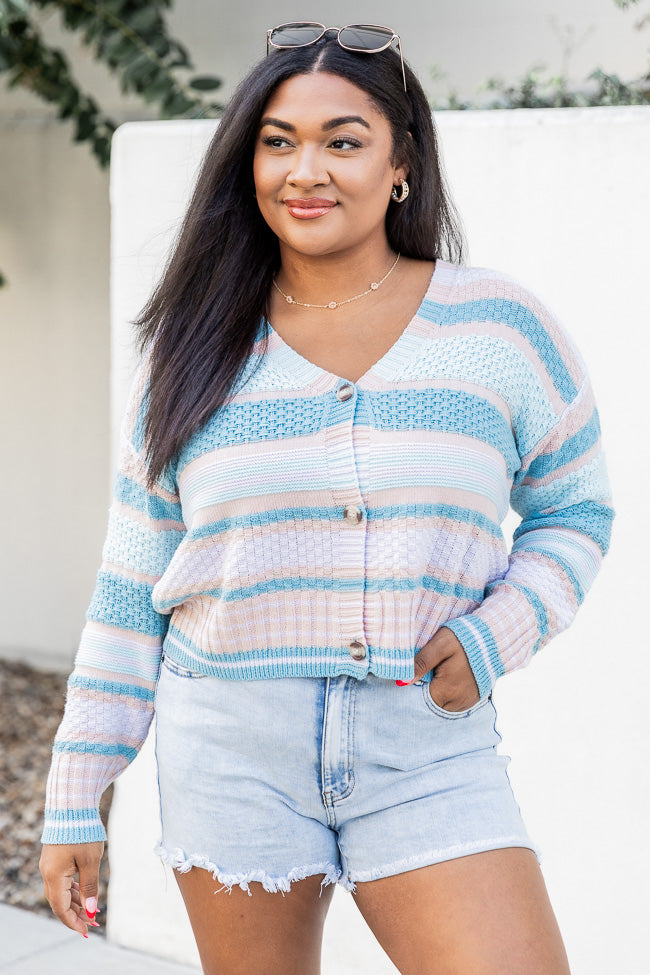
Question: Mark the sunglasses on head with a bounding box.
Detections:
[266,22,407,93]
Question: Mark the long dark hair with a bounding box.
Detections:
[133,38,466,488]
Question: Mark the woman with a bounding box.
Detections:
[39,23,615,975]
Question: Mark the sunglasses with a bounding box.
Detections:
[266,22,407,93]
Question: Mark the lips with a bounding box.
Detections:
[283,198,337,220]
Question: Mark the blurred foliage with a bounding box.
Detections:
[0,0,222,166]
[430,0,650,110]
[430,64,650,110]
[0,0,223,285]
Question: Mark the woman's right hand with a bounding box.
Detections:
[39,841,104,937]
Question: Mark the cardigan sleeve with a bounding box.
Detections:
[443,297,615,699]
[41,352,186,844]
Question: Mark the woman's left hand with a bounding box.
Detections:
[406,626,481,712]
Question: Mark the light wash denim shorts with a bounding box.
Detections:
[153,650,538,896]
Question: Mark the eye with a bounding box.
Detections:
[329,137,362,150]
[261,135,293,149]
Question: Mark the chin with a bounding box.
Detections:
[278,233,348,258]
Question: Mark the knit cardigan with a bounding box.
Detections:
[41,258,615,844]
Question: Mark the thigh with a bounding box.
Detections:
[175,866,336,975]
[351,848,571,975]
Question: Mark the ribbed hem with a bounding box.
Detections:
[441,619,499,699]
[162,634,425,682]
[41,808,106,845]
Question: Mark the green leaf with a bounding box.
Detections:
[92,133,112,167]
[74,107,97,141]
[127,7,161,33]
[188,74,222,91]
[120,49,154,86]
[141,74,173,101]
[160,90,195,116]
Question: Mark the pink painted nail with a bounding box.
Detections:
[82,931,89,939]
[85,896,97,918]
[395,679,411,686]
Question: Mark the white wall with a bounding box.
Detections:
[106,107,649,973]
[2,0,648,666]
[0,119,111,670]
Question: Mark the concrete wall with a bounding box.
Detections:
[1,0,647,666]
[106,107,649,973]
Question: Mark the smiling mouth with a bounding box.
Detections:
[283,198,337,219]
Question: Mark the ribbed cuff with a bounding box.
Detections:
[41,808,107,845]
[441,618,501,699]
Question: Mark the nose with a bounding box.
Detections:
[286,145,330,188]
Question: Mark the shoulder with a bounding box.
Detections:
[435,258,559,319]
[434,259,587,401]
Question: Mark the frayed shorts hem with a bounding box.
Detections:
[155,835,540,897]
[346,834,542,889]
[154,843,348,896]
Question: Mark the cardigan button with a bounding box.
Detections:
[349,640,367,660]
[336,383,355,401]
[343,505,362,524]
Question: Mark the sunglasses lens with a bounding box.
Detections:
[269,23,324,47]
[338,25,394,52]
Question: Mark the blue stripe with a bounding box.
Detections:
[442,616,503,697]
[154,572,485,612]
[43,807,102,821]
[86,571,169,637]
[53,741,138,761]
[470,616,505,680]
[163,631,415,676]
[435,297,578,402]
[187,503,502,543]
[67,674,155,702]
[526,410,601,480]
[41,811,107,845]
[513,501,614,555]
[176,388,519,478]
[114,474,183,522]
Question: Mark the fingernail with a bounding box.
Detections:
[89,920,100,927]
[85,896,97,918]
[82,931,89,939]
[395,679,412,686]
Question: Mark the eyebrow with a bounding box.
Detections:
[259,115,371,132]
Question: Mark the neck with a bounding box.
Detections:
[275,242,398,305]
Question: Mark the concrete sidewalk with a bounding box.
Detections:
[0,904,200,973]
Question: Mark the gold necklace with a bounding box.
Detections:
[272,252,401,310]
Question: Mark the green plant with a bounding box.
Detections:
[0,0,222,165]
[430,63,649,111]
[429,0,650,110]
[0,0,223,286]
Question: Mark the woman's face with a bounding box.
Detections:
[253,71,407,259]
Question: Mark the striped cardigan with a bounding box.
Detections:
[41,258,615,844]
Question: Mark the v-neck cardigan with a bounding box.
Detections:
[41,258,615,844]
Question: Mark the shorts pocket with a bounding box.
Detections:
[160,651,207,680]
[420,680,490,720]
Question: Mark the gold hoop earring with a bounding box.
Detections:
[391,179,409,203]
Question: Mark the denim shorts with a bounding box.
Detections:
[153,651,538,896]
